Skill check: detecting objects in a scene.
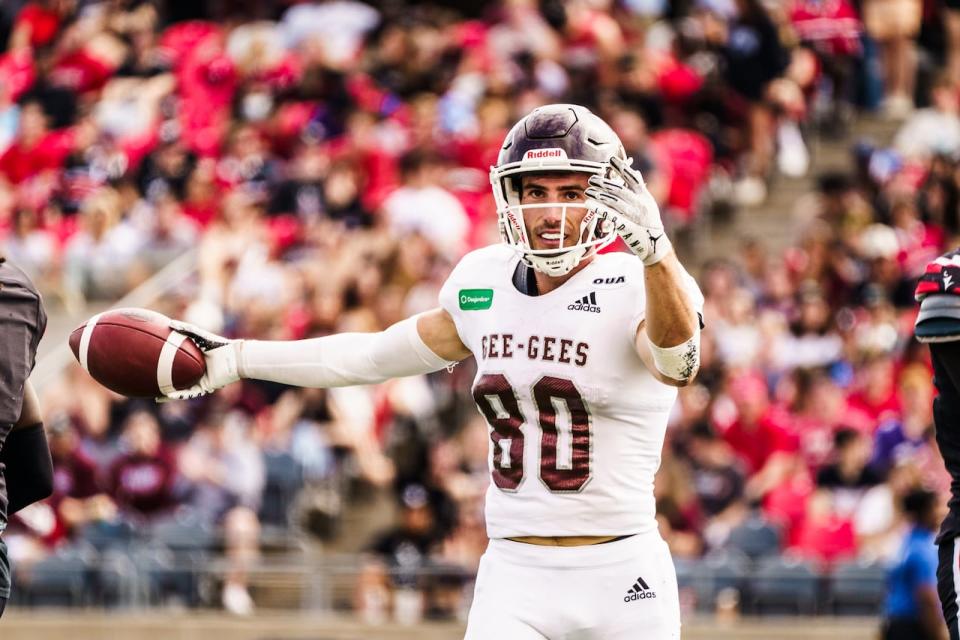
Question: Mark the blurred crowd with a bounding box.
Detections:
[4,0,960,622]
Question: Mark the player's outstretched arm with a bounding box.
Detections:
[585,156,700,386]
[157,309,470,401]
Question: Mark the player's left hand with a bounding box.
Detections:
[584,156,671,266]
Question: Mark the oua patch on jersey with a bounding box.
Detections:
[459,289,494,310]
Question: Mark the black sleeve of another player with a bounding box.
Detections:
[1,423,54,514]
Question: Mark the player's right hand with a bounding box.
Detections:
[155,320,242,402]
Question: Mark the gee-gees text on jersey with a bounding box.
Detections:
[479,333,589,366]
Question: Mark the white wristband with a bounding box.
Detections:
[238,315,455,388]
[646,329,700,382]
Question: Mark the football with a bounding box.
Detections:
[68,307,205,397]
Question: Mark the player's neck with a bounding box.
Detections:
[534,254,594,295]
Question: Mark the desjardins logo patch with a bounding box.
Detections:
[459,289,493,310]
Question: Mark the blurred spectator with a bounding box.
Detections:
[656,447,704,558]
[106,410,179,522]
[0,99,89,184]
[685,423,747,548]
[787,0,861,131]
[862,0,921,117]
[47,414,117,542]
[382,150,469,259]
[846,353,902,432]
[778,284,844,369]
[1,208,56,285]
[178,408,264,615]
[178,410,265,519]
[855,459,923,562]
[704,0,789,205]
[816,428,883,518]
[881,489,948,640]
[785,368,852,471]
[893,74,960,160]
[715,372,798,500]
[791,489,857,566]
[62,188,148,302]
[362,483,450,622]
[872,367,934,475]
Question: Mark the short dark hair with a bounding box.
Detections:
[902,488,937,522]
[690,422,718,441]
[399,150,443,180]
[833,427,861,450]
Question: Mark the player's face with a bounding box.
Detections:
[519,173,591,252]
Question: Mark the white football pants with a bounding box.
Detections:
[464,531,680,640]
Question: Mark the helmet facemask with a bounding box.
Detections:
[491,164,618,277]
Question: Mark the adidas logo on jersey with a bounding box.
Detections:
[568,291,601,313]
[624,576,656,602]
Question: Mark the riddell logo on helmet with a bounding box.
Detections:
[523,148,567,160]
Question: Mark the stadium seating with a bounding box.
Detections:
[725,513,782,560]
[748,556,821,615]
[695,549,751,612]
[827,558,888,615]
[13,544,96,607]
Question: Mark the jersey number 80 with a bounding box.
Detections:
[473,373,591,493]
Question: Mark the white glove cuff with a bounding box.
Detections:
[211,341,242,388]
[641,232,672,267]
[238,315,455,388]
[646,329,700,382]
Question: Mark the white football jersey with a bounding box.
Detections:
[439,244,704,538]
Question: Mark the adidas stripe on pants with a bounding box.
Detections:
[464,530,680,640]
[938,537,960,640]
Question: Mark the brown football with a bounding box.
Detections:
[68,308,205,397]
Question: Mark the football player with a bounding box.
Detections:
[916,248,960,640]
[163,104,702,639]
[0,256,55,617]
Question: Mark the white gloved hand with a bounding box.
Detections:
[156,320,243,402]
[585,155,672,266]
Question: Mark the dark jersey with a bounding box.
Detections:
[0,258,47,597]
[929,341,960,542]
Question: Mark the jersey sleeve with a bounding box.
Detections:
[0,262,46,425]
[437,254,475,354]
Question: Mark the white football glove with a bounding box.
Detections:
[155,320,242,402]
[585,155,672,266]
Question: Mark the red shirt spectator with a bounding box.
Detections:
[717,374,799,474]
[50,48,115,94]
[722,408,798,475]
[845,355,902,432]
[52,440,100,501]
[764,465,815,547]
[788,0,861,57]
[107,411,178,519]
[0,103,78,184]
[789,491,858,566]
